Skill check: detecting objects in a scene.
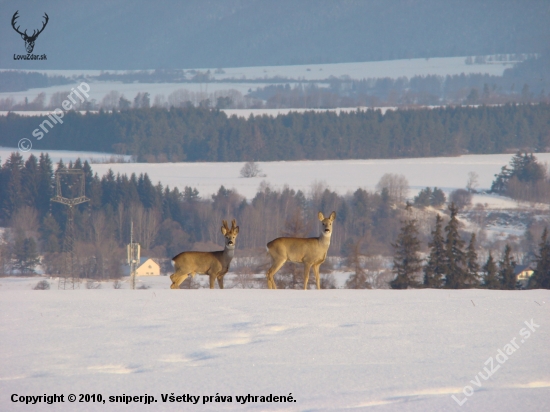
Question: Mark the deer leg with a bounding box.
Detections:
[217,274,225,289]
[313,264,321,290]
[303,263,312,290]
[266,259,286,289]
[170,271,189,289]
[207,271,217,289]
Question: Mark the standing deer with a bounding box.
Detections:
[266,211,336,290]
[170,219,239,289]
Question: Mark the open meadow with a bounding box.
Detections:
[0,276,549,411]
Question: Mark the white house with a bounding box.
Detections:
[515,265,534,288]
[135,258,160,276]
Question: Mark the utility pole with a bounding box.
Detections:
[127,221,140,290]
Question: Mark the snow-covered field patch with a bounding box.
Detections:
[0,276,548,411]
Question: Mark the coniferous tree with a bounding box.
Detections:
[529,228,550,289]
[423,214,445,288]
[344,238,370,289]
[465,233,481,287]
[37,153,54,217]
[482,252,500,289]
[499,244,517,289]
[413,187,432,208]
[22,155,40,208]
[12,231,40,274]
[430,187,446,207]
[0,152,24,223]
[444,203,467,288]
[391,207,422,289]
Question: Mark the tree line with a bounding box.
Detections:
[0,152,409,281]
[2,151,549,289]
[391,203,550,290]
[1,103,550,163]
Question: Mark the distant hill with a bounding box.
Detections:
[0,0,548,70]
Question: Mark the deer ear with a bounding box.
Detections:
[330,211,336,221]
[235,226,239,234]
[318,211,325,221]
[221,226,227,235]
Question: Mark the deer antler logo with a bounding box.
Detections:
[11,11,49,54]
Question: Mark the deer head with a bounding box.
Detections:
[12,11,49,54]
[221,219,239,249]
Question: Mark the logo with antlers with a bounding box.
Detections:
[11,11,49,54]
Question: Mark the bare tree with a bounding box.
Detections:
[129,203,161,251]
[11,206,39,237]
[449,189,472,210]
[100,91,121,110]
[466,171,479,193]
[240,161,263,178]
[376,173,409,204]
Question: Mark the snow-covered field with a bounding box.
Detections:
[0,275,548,411]
[0,55,516,104]
[3,147,549,209]
[86,153,550,209]
[0,147,130,165]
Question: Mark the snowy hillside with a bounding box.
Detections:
[0,276,548,411]
[3,147,549,207]
[0,56,515,104]
[87,153,550,206]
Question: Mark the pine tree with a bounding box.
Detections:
[13,231,40,274]
[423,214,445,288]
[413,187,432,208]
[465,233,481,287]
[22,154,40,208]
[0,152,24,222]
[499,244,517,289]
[529,228,550,289]
[391,208,422,289]
[482,252,500,289]
[430,187,446,207]
[444,203,467,288]
[37,153,54,216]
[344,238,370,289]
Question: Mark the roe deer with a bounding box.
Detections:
[170,219,239,289]
[266,211,336,289]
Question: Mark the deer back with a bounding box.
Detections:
[172,250,226,274]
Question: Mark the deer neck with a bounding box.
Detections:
[222,245,235,263]
[318,232,332,249]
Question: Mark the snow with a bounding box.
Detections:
[221,107,398,118]
[2,147,549,209]
[0,55,516,104]
[85,153,550,206]
[0,147,130,165]
[1,55,514,82]
[0,276,548,411]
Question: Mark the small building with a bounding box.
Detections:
[515,264,534,288]
[135,258,160,276]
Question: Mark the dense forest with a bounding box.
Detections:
[1,104,549,162]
